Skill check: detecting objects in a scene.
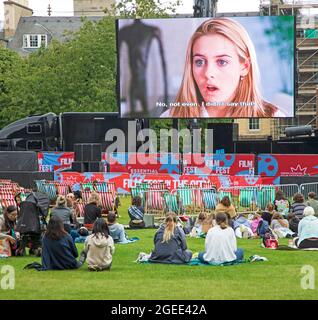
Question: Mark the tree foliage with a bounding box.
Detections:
[0,0,184,129]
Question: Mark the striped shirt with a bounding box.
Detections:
[128,206,144,221]
[291,202,306,220]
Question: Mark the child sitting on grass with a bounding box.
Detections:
[83,218,115,271]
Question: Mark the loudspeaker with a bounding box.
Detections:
[207,123,238,153]
[71,161,85,172]
[74,144,102,162]
[87,161,103,172]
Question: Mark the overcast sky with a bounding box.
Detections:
[0,0,317,26]
[0,0,261,22]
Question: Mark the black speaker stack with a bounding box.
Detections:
[71,144,104,172]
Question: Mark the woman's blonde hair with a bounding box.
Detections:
[162,213,177,243]
[88,192,101,206]
[171,18,277,118]
[56,195,66,207]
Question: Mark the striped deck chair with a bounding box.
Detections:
[163,192,180,214]
[0,191,16,209]
[202,189,218,212]
[239,187,258,210]
[81,190,92,203]
[99,191,115,212]
[81,182,95,191]
[43,182,57,202]
[145,190,165,216]
[257,186,276,210]
[75,202,86,217]
[35,180,47,194]
[192,188,204,214]
[177,187,193,214]
[55,183,70,196]
[218,191,233,203]
[95,182,108,193]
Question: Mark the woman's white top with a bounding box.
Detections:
[203,225,237,264]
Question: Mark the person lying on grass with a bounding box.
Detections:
[198,212,244,264]
[149,213,192,264]
[270,212,295,238]
[83,218,115,271]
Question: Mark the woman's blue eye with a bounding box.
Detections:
[217,59,228,66]
[194,59,205,67]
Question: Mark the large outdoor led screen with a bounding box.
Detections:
[117,16,295,119]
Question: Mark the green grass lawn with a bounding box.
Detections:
[0,196,317,300]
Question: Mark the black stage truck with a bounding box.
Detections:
[0,112,147,152]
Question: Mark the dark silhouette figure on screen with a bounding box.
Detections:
[119,20,168,116]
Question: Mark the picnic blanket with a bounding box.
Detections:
[116,237,140,244]
[136,253,267,265]
[277,245,318,251]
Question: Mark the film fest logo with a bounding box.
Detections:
[104,121,214,170]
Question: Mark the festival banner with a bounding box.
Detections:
[103,153,181,174]
[55,172,280,194]
[38,152,74,172]
[258,154,318,177]
[182,153,255,175]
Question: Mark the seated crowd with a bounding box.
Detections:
[1,189,318,270]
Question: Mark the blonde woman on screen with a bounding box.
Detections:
[165,18,282,118]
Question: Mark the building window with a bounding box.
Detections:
[249,118,260,131]
[23,34,47,48]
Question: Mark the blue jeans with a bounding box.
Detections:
[198,248,244,263]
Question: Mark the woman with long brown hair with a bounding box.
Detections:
[149,213,192,264]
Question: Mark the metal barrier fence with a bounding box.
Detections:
[300,182,318,199]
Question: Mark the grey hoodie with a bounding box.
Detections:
[84,233,115,269]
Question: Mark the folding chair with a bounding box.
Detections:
[43,181,57,202]
[81,190,92,204]
[81,182,95,191]
[202,189,218,213]
[163,192,180,214]
[177,187,193,214]
[55,183,70,196]
[257,186,276,210]
[239,187,258,210]
[144,190,165,217]
[99,191,115,212]
[192,188,204,214]
[35,180,46,194]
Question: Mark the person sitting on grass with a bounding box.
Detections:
[294,206,318,249]
[261,203,275,225]
[270,212,295,238]
[107,212,129,243]
[291,193,306,220]
[287,212,300,234]
[198,212,244,264]
[215,196,237,227]
[50,195,73,233]
[41,216,85,270]
[149,213,192,264]
[83,218,115,271]
[0,205,19,256]
[84,192,102,230]
[306,192,318,217]
[128,196,145,229]
[274,190,290,217]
